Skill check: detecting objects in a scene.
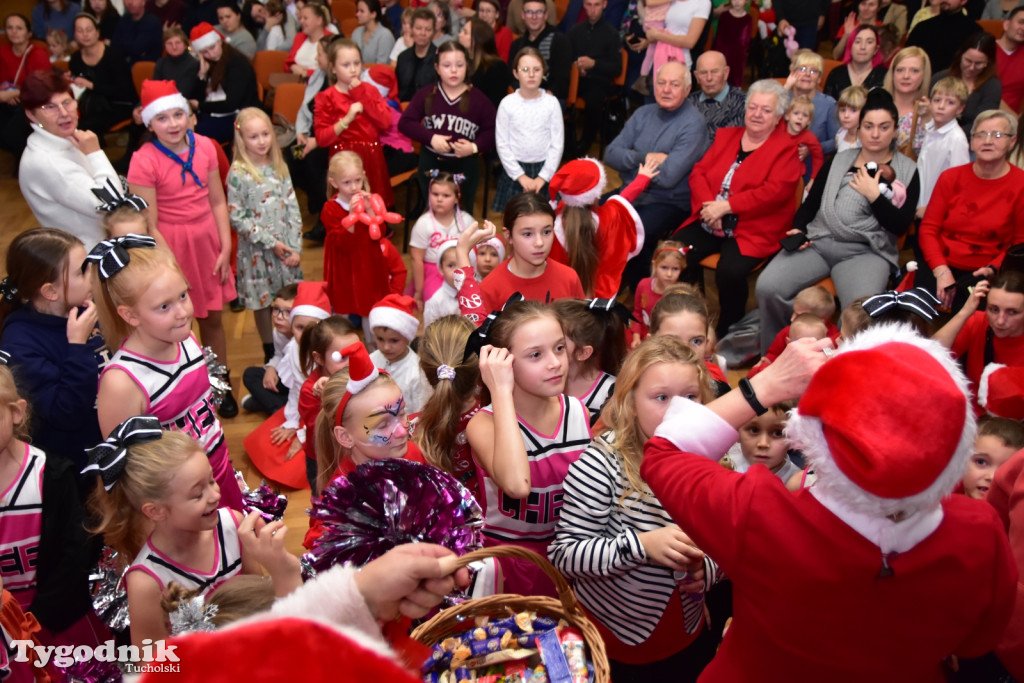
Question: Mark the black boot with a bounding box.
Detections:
[303,220,326,243]
[262,342,275,364]
[218,370,239,419]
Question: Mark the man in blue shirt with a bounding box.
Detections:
[112,0,163,64]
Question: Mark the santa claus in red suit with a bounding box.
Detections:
[641,326,1017,682]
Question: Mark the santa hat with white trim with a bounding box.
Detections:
[189,22,222,52]
[786,324,976,518]
[470,236,506,268]
[335,342,387,427]
[291,281,332,322]
[548,157,607,208]
[368,294,419,342]
[979,363,1024,421]
[139,79,190,127]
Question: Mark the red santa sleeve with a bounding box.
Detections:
[639,397,754,569]
[764,326,789,363]
[617,172,652,205]
[453,266,487,325]
[592,198,644,298]
[802,130,824,179]
[298,375,321,450]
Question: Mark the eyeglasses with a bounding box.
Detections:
[523,9,546,16]
[39,98,78,113]
[796,66,820,75]
[271,306,292,318]
[972,130,1011,140]
[518,66,542,74]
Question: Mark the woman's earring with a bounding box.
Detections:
[37,122,45,129]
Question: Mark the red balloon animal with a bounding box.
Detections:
[340,193,404,240]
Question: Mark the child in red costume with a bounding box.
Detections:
[321,152,393,337]
[642,327,1016,681]
[314,39,394,205]
[547,157,656,298]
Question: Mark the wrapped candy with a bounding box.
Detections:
[234,470,289,522]
[89,546,130,632]
[202,346,230,408]
[301,459,482,578]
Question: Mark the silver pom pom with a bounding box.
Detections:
[89,547,130,632]
[169,595,219,636]
[203,346,230,408]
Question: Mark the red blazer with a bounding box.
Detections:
[686,124,804,259]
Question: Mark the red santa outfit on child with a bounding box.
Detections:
[547,158,647,299]
[321,197,392,318]
[642,325,1017,682]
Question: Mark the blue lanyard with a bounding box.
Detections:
[152,129,205,188]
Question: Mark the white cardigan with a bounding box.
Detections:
[19,127,119,251]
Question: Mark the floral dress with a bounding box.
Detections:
[227,163,304,309]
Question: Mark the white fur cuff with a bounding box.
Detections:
[652,396,738,460]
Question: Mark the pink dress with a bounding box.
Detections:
[127,133,237,318]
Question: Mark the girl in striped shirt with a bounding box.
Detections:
[466,300,591,598]
[548,336,720,683]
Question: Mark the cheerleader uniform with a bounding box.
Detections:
[579,372,616,428]
[475,394,592,597]
[125,508,243,595]
[0,448,44,609]
[103,335,243,510]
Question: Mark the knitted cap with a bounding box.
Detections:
[368,294,419,342]
[548,157,607,208]
[291,281,332,322]
[189,22,222,52]
[139,79,189,127]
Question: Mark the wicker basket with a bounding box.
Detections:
[410,545,609,683]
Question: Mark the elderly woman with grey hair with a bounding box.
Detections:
[755,88,920,352]
[675,79,806,337]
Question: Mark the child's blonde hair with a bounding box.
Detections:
[91,247,188,348]
[930,76,969,104]
[326,151,369,200]
[0,367,31,443]
[162,575,276,628]
[416,315,480,474]
[793,285,836,320]
[601,336,712,500]
[101,206,148,238]
[651,240,687,275]
[837,84,868,112]
[232,107,288,183]
[787,95,815,119]
[88,431,204,570]
[314,369,398,492]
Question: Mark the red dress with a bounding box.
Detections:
[988,447,1024,680]
[321,196,392,316]
[314,84,395,206]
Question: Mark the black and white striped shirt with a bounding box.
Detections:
[548,431,720,646]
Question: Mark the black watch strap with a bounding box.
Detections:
[739,378,768,416]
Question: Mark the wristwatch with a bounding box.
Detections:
[739,378,768,416]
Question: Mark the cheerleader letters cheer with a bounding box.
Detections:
[9,638,180,668]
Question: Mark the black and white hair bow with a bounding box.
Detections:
[585,297,638,325]
[0,350,10,366]
[83,234,158,281]
[82,415,164,491]
[862,287,942,321]
[462,292,524,362]
[92,177,149,214]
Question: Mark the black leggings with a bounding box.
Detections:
[675,220,766,338]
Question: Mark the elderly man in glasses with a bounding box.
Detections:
[509,0,572,102]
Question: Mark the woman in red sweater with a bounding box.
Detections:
[673,79,804,338]
[0,13,50,161]
[918,109,1024,310]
